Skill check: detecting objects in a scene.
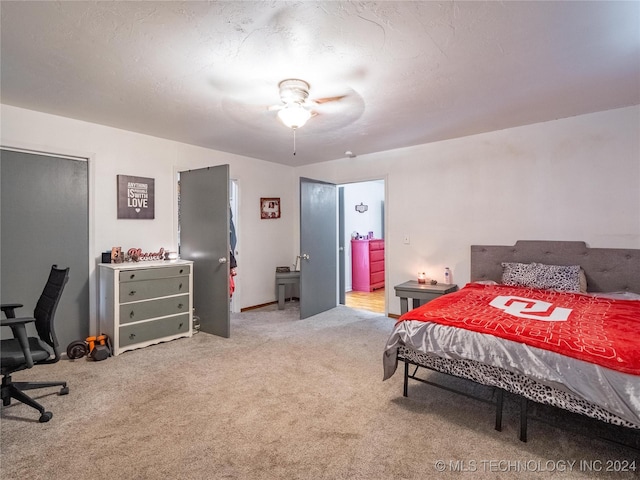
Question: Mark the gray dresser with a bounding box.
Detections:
[99,260,193,355]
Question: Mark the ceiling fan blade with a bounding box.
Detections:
[311,95,347,104]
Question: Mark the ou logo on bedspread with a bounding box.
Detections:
[489,296,572,321]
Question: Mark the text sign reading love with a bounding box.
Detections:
[117,175,155,219]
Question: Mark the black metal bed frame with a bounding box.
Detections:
[401,357,506,436]
[401,356,639,448]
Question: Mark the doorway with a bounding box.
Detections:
[339,179,385,314]
[229,178,239,313]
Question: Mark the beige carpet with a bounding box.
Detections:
[1,304,638,479]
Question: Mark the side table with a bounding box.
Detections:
[394,280,458,314]
[275,271,300,309]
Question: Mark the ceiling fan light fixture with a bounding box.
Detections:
[277,104,312,129]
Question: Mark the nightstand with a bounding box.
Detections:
[394,280,458,314]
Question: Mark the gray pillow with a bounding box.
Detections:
[501,262,582,292]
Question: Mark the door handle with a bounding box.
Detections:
[218,257,227,264]
[301,253,310,260]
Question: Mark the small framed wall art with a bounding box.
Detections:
[260,197,281,219]
[117,175,155,219]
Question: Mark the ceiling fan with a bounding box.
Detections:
[269,78,346,130]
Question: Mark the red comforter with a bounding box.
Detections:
[398,283,640,375]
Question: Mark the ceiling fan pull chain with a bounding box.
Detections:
[293,128,297,156]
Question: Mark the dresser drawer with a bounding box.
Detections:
[369,240,384,251]
[119,277,189,303]
[119,265,191,283]
[370,260,384,274]
[370,250,384,262]
[119,313,190,348]
[371,271,385,285]
[119,294,189,325]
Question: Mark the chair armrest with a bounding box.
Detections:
[1,303,24,318]
[0,316,35,327]
[1,316,35,368]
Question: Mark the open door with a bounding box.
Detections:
[338,186,346,305]
[300,177,337,319]
[179,165,230,337]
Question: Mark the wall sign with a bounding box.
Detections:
[127,247,166,261]
[117,175,155,219]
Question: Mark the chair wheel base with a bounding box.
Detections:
[39,411,53,423]
[60,386,69,395]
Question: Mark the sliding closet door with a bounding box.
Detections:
[0,149,89,347]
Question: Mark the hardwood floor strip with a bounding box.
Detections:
[345,288,385,313]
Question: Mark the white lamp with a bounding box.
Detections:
[277,104,312,129]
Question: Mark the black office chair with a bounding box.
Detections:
[1,265,70,422]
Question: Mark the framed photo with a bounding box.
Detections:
[117,175,155,219]
[260,197,281,219]
[110,246,123,263]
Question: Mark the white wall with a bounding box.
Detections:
[4,104,639,321]
[294,106,640,315]
[1,104,296,332]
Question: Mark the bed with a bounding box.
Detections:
[383,240,640,442]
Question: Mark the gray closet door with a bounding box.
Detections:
[179,165,230,338]
[0,149,89,347]
[300,177,337,319]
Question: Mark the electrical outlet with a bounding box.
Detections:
[403,234,410,245]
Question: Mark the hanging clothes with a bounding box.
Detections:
[229,206,238,297]
[230,207,237,253]
[229,269,236,297]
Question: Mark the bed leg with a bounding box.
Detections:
[519,396,528,442]
[495,389,504,432]
[403,360,409,397]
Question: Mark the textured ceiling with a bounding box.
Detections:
[1,1,639,166]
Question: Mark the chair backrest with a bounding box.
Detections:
[33,265,69,357]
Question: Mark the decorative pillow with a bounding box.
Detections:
[501,262,582,292]
[579,268,588,293]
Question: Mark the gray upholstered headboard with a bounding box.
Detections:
[470,240,640,294]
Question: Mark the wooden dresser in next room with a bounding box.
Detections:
[351,239,385,292]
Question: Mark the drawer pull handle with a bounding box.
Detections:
[179,283,183,290]
[130,274,135,279]
[129,311,135,318]
[179,322,183,329]
[129,333,136,340]
[129,290,136,296]
[179,269,184,274]
[177,303,184,309]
